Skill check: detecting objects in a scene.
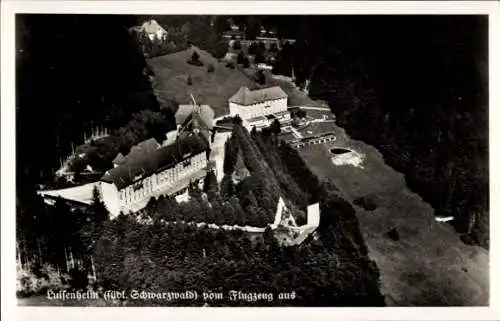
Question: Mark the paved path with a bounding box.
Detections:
[311,119,335,124]
[210,132,231,182]
[289,106,331,111]
[38,182,99,205]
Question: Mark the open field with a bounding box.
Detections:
[147,46,256,117]
[298,125,489,306]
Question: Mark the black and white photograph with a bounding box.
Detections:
[1,0,499,319]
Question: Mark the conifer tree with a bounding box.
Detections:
[191,50,200,62]
[220,175,234,199]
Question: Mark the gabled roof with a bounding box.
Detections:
[101,135,207,190]
[129,138,160,155]
[229,86,287,106]
[175,104,214,131]
[129,19,167,36]
[112,138,160,167]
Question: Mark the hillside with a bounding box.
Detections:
[295,117,489,306]
[87,124,385,306]
[257,15,488,248]
[147,46,256,116]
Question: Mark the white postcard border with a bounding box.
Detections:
[2,1,499,320]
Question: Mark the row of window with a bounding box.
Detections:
[118,155,206,205]
[294,136,336,148]
[246,109,286,119]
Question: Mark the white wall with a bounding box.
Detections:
[306,203,320,228]
[229,98,287,120]
[100,182,120,219]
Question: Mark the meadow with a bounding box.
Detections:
[147,46,256,117]
[297,124,489,306]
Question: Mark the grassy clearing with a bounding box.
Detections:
[297,125,489,306]
[147,46,257,117]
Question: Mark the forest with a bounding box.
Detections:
[15,14,174,293]
[16,14,487,305]
[254,15,489,248]
[97,124,384,306]
[16,15,165,185]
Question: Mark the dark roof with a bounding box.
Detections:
[229,86,287,106]
[118,138,160,165]
[101,135,208,190]
[178,129,211,144]
[175,104,214,131]
[112,152,125,165]
[130,138,160,154]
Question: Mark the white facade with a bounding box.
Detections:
[141,19,168,42]
[100,152,207,218]
[306,203,320,227]
[100,181,120,217]
[229,97,287,120]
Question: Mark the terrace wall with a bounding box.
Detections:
[291,133,336,149]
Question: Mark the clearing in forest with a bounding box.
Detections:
[298,120,489,306]
[147,46,256,117]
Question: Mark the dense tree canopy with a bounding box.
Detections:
[240,15,488,248]
[15,14,173,284]
[306,16,488,247]
[16,15,162,184]
[91,123,385,306]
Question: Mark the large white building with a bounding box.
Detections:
[229,86,288,119]
[100,100,215,218]
[130,19,168,42]
[229,86,290,130]
[100,135,209,218]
